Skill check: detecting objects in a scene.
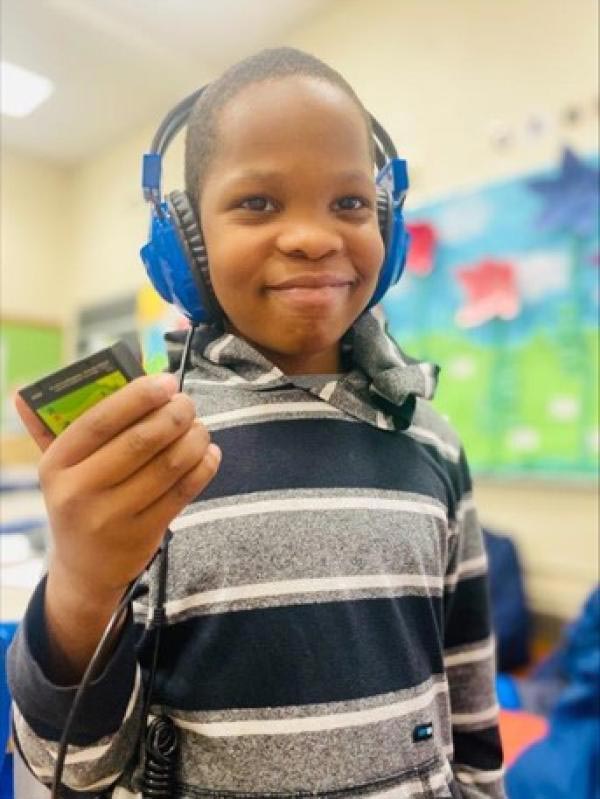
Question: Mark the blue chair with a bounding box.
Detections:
[0,622,18,799]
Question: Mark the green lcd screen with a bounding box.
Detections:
[36,370,129,435]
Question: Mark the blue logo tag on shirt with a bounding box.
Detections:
[412,722,433,742]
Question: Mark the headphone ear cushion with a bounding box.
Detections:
[167,190,222,321]
[376,186,393,253]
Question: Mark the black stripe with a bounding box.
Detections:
[201,419,459,510]
[144,596,444,711]
[444,574,492,648]
[8,578,139,747]
[453,726,504,771]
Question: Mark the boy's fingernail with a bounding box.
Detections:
[208,443,222,461]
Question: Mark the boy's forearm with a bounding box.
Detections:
[44,564,127,684]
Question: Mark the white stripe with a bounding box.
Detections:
[405,425,460,462]
[452,703,499,726]
[187,369,304,387]
[368,777,428,799]
[59,666,141,764]
[418,362,434,399]
[427,760,454,791]
[444,639,495,668]
[456,766,505,785]
[184,376,242,386]
[319,380,338,401]
[160,680,448,738]
[444,554,488,588]
[252,366,283,384]
[173,495,448,531]
[165,572,444,616]
[368,784,411,799]
[201,401,344,427]
[24,756,122,789]
[207,333,234,363]
[376,410,394,429]
[113,788,142,799]
[65,768,124,791]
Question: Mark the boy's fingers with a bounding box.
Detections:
[136,444,222,533]
[107,422,210,512]
[48,374,179,468]
[81,400,204,490]
[14,394,56,453]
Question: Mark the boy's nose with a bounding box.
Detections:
[276,221,343,261]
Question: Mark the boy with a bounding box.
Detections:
[8,48,505,798]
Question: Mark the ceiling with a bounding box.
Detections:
[0,0,330,165]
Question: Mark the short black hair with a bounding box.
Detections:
[184,47,374,216]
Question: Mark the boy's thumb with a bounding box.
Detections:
[14,393,55,453]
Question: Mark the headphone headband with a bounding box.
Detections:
[143,85,397,202]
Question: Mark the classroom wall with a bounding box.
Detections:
[286,0,598,202]
[1,0,597,619]
[0,151,75,324]
[70,122,171,307]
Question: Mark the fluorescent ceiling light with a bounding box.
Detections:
[1,61,54,117]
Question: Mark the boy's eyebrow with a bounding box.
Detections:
[223,167,373,186]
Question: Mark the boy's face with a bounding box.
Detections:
[199,76,385,374]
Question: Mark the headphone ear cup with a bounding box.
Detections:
[376,186,393,254]
[367,183,408,310]
[167,190,222,321]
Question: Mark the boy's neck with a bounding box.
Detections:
[255,342,343,375]
[225,322,344,375]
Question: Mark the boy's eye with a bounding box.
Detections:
[238,196,276,212]
[333,196,370,212]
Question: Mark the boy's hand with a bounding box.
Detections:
[16,373,221,679]
[16,372,220,615]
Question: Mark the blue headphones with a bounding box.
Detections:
[140,86,410,324]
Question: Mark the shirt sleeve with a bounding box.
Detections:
[443,450,506,799]
[7,575,143,794]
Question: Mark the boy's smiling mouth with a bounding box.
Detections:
[266,272,356,309]
[269,273,355,290]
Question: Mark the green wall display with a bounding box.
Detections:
[383,150,599,479]
[1,319,63,435]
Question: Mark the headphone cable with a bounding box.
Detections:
[50,324,197,798]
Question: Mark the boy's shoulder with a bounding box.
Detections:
[409,396,464,463]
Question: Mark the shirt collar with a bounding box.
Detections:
[166,312,439,431]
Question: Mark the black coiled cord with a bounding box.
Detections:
[140,716,179,798]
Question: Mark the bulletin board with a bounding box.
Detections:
[0,318,63,435]
[382,148,599,478]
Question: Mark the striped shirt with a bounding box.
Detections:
[8,312,505,798]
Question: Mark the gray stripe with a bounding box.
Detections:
[150,678,453,794]
[150,489,449,610]
[410,399,461,458]
[448,654,498,719]
[446,508,486,583]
